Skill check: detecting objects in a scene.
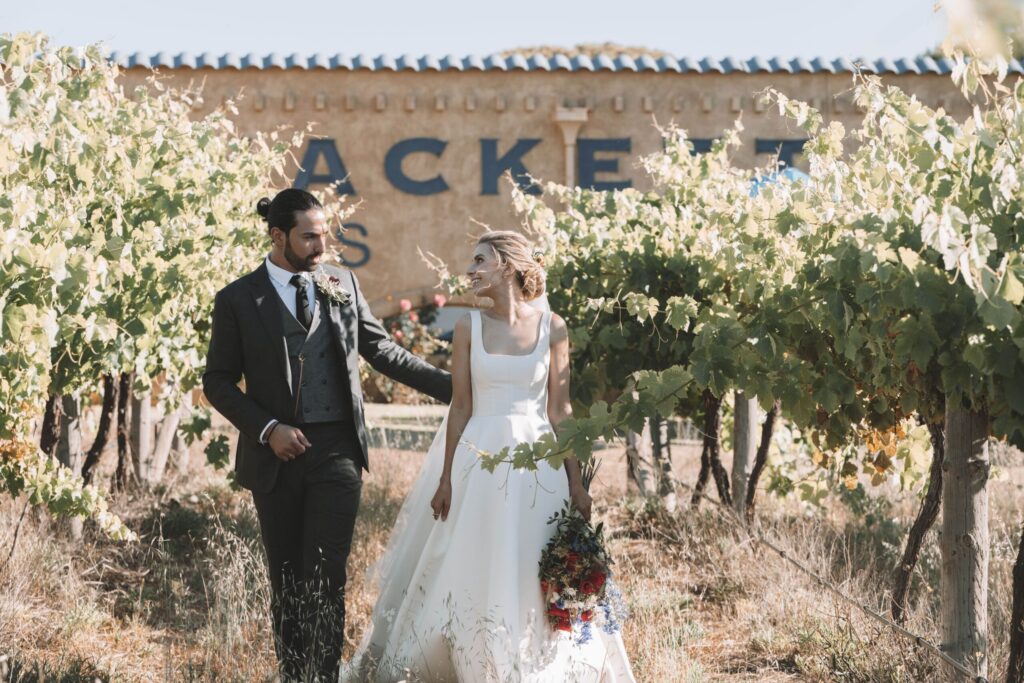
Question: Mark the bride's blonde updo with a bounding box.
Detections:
[476,231,546,301]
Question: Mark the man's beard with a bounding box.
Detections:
[284,240,320,272]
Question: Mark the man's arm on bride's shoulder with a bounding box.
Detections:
[349,271,452,404]
[546,313,572,427]
[202,287,275,442]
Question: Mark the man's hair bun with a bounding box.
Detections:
[256,197,271,220]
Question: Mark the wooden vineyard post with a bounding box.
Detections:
[130,388,153,482]
[940,404,990,681]
[731,392,758,517]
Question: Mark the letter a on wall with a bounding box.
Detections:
[294,139,357,196]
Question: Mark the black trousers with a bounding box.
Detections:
[251,421,364,682]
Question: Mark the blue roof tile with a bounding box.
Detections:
[615,54,638,72]
[551,54,573,71]
[508,53,530,71]
[573,54,595,72]
[528,54,551,71]
[792,57,813,73]
[636,54,659,71]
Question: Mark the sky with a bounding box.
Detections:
[2,0,948,60]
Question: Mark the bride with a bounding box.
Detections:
[343,231,636,682]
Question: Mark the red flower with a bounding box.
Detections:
[589,570,607,592]
[581,610,593,622]
[547,606,569,618]
[540,580,550,594]
[399,298,412,312]
[554,618,572,632]
[580,579,597,595]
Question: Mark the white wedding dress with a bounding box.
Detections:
[343,309,636,682]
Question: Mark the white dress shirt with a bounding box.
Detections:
[259,255,321,444]
[265,255,318,322]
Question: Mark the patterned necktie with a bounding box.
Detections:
[290,274,313,328]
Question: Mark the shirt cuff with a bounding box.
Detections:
[259,419,279,445]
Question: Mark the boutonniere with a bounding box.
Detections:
[312,270,352,306]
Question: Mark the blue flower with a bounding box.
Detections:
[602,620,621,635]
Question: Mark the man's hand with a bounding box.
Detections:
[268,424,311,461]
[570,484,593,522]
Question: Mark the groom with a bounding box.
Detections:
[203,188,452,681]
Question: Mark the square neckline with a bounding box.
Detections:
[474,309,549,357]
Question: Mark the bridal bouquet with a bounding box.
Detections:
[538,500,628,644]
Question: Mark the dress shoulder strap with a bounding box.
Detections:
[539,310,553,355]
[469,309,481,348]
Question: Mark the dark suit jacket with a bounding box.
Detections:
[202,261,452,492]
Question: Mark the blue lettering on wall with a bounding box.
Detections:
[336,222,371,268]
[689,139,715,155]
[659,137,714,154]
[577,138,632,191]
[384,138,450,195]
[294,139,357,196]
[755,139,808,169]
[480,139,542,195]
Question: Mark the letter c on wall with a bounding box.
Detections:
[384,138,450,195]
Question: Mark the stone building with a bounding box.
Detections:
[115,53,983,314]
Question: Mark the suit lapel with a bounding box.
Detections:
[249,262,293,396]
[324,293,352,363]
[305,298,322,340]
[310,268,355,363]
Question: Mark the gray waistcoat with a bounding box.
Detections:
[280,295,353,425]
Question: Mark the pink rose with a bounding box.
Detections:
[394,330,405,341]
[433,294,447,308]
[399,299,413,312]
[408,311,419,323]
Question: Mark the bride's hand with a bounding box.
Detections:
[431,479,452,522]
[570,484,592,522]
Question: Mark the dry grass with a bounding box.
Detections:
[0,438,1021,682]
